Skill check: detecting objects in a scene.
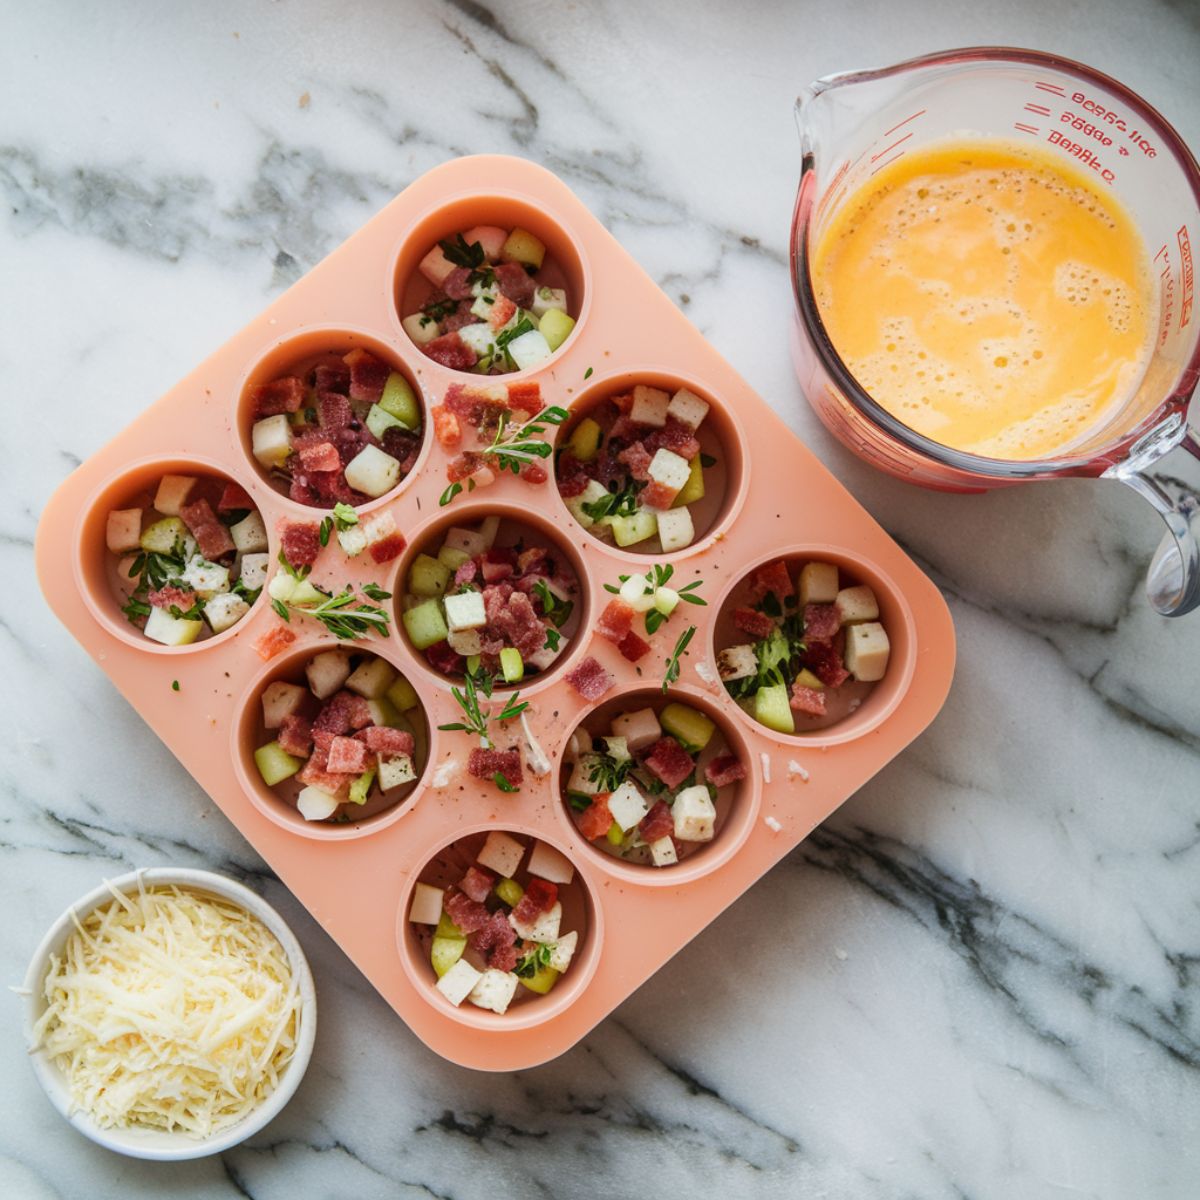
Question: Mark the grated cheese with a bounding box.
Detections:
[760,752,772,783]
[787,759,810,782]
[30,882,300,1139]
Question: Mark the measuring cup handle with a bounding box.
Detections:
[1117,424,1200,617]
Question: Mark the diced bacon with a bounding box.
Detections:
[344,349,391,403]
[645,417,700,460]
[556,453,590,497]
[468,910,518,970]
[789,685,827,717]
[425,639,466,677]
[314,690,373,735]
[441,268,475,300]
[494,261,536,308]
[517,546,548,575]
[609,414,649,443]
[644,737,696,789]
[578,794,613,840]
[251,376,306,417]
[705,754,746,788]
[298,440,341,473]
[804,603,841,642]
[566,656,613,701]
[147,585,196,611]
[733,607,777,639]
[447,451,486,483]
[481,547,517,584]
[217,481,254,513]
[356,726,415,757]
[617,441,653,481]
[313,361,350,394]
[444,383,485,420]
[468,747,523,788]
[254,625,296,660]
[309,469,360,505]
[327,735,368,774]
[279,521,322,569]
[641,480,677,510]
[512,878,557,925]
[381,428,421,474]
[487,293,517,331]
[442,300,479,333]
[318,392,353,430]
[424,332,477,371]
[506,380,543,417]
[520,462,548,485]
[366,522,406,565]
[611,392,635,414]
[596,599,635,643]
[750,559,795,603]
[454,559,479,586]
[803,641,851,688]
[484,588,546,658]
[459,865,496,903]
[639,800,674,843]
[180,498,235,560]
[296,758,351,801]
[277,714,313,758]
[487,939,519,973]
[444,889,490,934]
[431,405,462,447]
[617,629,651,662]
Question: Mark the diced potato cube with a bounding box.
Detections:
[403,599,448,649]
[144,607,203,646]
[337,525,368,557]
[345,656,397,699]
[618,572,656,612]
[468,967,520,1015]
[153,475,196,516]
[527,841,575,885]
[262,681,307,729]
[344,444,401,499]
[717,644,757,681]
[477,830,525,878]
[443,526,490,558]
[672,785,716,842]
[239,552,270,592]
[531,286,567,318]
[418,244,457,287]
[436,958,482,1007]
[656,506,694,553]
[447,628,483,656]
[565,753,605,797]
[565,479,610,529]
[478,516,500,549]
[409,881,444,925]
[611,707,661,751]
[648,448,690,495]
[649,836,678,866]
[402,312,439,346]
[667,387,710,430]
[252,414,293,468]
[444,590,487,631]
[306,649,351,699]
[377,753,417,791]
[500,227,546,270]
[297,786,339,822]
[509,900,562,943]
[204,591,249,633]
[609,509,657,547]
[836,585,879,624]
[799,560,839,605]
[607,780,650,832]
[230,510,268,553]
[182,557,230,599]
[630,384,670,427]
[507,328,553,371]
[457,322,495,357]
[106,508,143,554]
[547,930,578,973]
[526,630,567,672]
[845,622,891,682]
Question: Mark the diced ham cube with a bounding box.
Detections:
[424,332,477,371]
[520,462,548,485]
[254,625,296,660]
[431,405,462,447]
[444,889,490,934]
[180,498,235,560]
[641,480,678,510]
[511,878,557,927]
[279,521,322,570]
[617,441,653,481]
[467,910,518,971]
[750,559,795,602]
[803,641,851,688]
[494,261,536,308]
[296,757,351,801]
[298,440,341,473]
[596,599,635,644]
[313,690,373,735]
[251,376,306,417]
[442,268,475,300]
[468,747,523,789]
[804,603,841,642]
[425,639,466,677]
[459,865,496,904]
[644,737,696,790]
[566,656,613,701]
[344,349,391,403]
[218,481,255,513]
[506,380,543,417]
[617,629,651,662]
[487,292,517,331]
[732,607,777,639]
[705,754,746,787]
[314,362,351,394]
[645,417,701,461]
[789,685,827,717]
[318,392,353,430]
[364,511,406,564]
[578,794,613,840]
[638,800,674,843]
[357,726,415,756]
[277,714,313,758]
[327,735,368,774]
[147,585,196,611]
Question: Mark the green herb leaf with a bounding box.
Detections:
[663,625,696,692]
[584,366,593,379]
[700,453,717,468]
[171,680,180,692]
[437,233,485,270]
[493,771,519,794]
[361,582,392,602]
[332,502,358,530]
[319,516,333,547]
[271,597,290,621]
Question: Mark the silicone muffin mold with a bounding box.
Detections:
[36,156,955,1071]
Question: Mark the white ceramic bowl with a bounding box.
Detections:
[21,867,317,1161]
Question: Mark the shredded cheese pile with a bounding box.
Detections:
[31,883,301,1138]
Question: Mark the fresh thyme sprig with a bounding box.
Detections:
[437,233,495,290]
[603,564,707,634]
[439,405,569,506]
[663,625,697,692]
[438,672,529,746]
[514,943,554,978]
[271,580,392,640]
[587,752,633,794]
[318,502,359,547]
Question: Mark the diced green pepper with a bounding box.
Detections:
[499,647,524,683]
[379,371,420,428]
[568,417,602,463]
[349,767,377,806]
[254,741,302,787]
[495,878,524,907]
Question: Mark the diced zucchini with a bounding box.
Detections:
[436,913,464,939]
[252,414,293,469]
[659,702,715,751]
[653,586,680,616]
[495,877,524,907]
[403,599,449,649]
[384,673,420,712]
[345,655,397,699]
[568,417,602,463]
[365,697,402,728]
[144,607,203,646]
[409,553,452,597]
[793,668,825,690]
[517,961,560,995]
[254,741,302,787]
[437,545,471,572]
[431,935,467,978]
[499,647,524,683]
[673,455,705,507]
[349,767,377,806]
[366,403,406,442]
[539,308,575,351]
[379,371,420,428]
[139,516,189,554]
[606,821,625,846]
[501,227,546,270]
[754,683,795,734]
[466,654,482,676]
[609,509,658,547]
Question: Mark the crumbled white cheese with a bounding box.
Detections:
[431,760,457,789]
[835,948,849,961]
[520,712,551,777]
[787,759,810,782]
[764,815,783,833]
[760,752,772,783]
[693,659,716,686]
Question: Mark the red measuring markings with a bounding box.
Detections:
[1179,225,1194,329]
[1024,103,1052,117]
[1035,80,1067,96]
[1014,122,1040,135]
[882,108,926,138]
[870,131,914,162]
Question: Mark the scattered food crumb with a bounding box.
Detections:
[764,815,782,833]
[693,659,716,686]
[760,752,771,783]
[848,698,862,713]
[171,680,180,692]
[787,759,809,782]
[835,948,849,961]
[431,761,457,789]
[299,91,310,109]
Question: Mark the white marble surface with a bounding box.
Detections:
[3,1,1200,1197]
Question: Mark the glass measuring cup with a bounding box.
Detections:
[790,47,1200,616]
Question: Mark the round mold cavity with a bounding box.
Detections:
[553,369,748,557]
[393,499,589,691]
[75,454,271,655]
[554,681,760,887]
[232,640,434,841]
[392,193,589,377]
[710,545,916,747]
[396,823,602,1032]
[235,327,429,513]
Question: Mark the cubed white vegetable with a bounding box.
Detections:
[656,506,694,553]
[565,753,605,797]
[477,830,525,878]
[363,510,398,550]
[611,707,661,751]
[239,552,270,592]
[306,649,351,699]
[799,561,839,605]
[509,900,562,943]
[845,622,890,682]
[153,474,196,516]
[468,968,519,1015]
[565,479,610,529]
[268,572,296,603]
[182,556,230,599]
[547,931,578,973]
[478,515,500,549]
[507,328,554,370]
[408,881,444,925]
[204,591,249,633]
[527,841,575,885]
[667,387,710,430]
[297,786,339,822]
[261,681,307,729]
[717,644,757,681]
[648,448,691,495]
[106,508,143,554]
[443,526,490,558]
[470,291,497,322]
[418,244,456,287]
[673,785,716,842]
[607,780,650,832]
[526,631,567,672]
[602,735,630,762]
[649,836,679,866]
[345,656,396,699]
[229,510,268,553]
[531,286,567,318]
[630,384,670,428]
[443,590,487,632]
[377,753,417,791]
[463,224,508,262]
[618,573,656,612]
[436,958,482,1007]
[143,606,203,646]
[565,728,591,761]
[447,628,483,656]
[654,586,680,616]
[344,444,401,499]
[252,414,293,468]
[402,312,439,346]
[337,525,368,557]
[836,585,879,624]
[457,323,495,357]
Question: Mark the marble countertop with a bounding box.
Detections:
[4,1,1200,1197]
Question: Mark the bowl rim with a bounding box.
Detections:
[21,867,317,1161]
